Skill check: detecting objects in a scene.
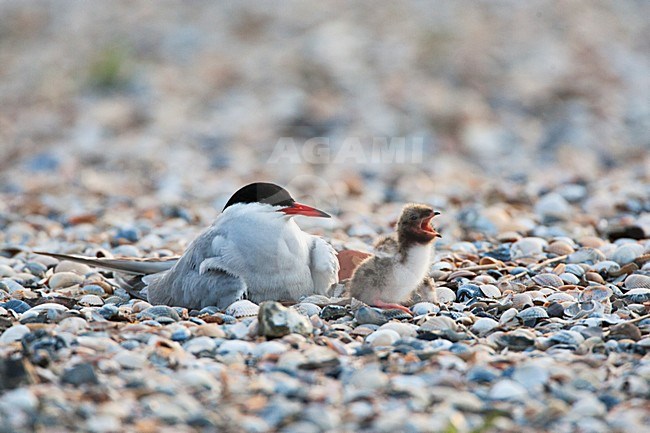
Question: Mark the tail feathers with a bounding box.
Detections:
[33,251,178,275]
[114,273,149,301]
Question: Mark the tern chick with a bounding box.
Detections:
[349,204,440,313]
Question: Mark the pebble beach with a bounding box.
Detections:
[1,2,649,432]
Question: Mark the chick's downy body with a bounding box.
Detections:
[349,204,440,312]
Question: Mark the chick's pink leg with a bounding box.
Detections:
[373,299,412,315]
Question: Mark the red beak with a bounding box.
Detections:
[279,202,331,218]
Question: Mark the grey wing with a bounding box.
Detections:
[349,256,390,304]
[309,236,339,295]
[144,228,247,310]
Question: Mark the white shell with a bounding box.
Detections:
[225,300,259,318]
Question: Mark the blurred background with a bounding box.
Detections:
[0,1,648,246]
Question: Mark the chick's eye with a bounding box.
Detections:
[410,214,418,221]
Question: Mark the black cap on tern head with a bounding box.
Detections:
[223,182,295,211]
[223,182,331,218]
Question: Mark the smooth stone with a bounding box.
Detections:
[378,322,418,338]
[410,302,438,316]
[0,324,30,343]
[365,329,401,347]
[79,294,104,307]
[81,285,106,296]
[258,302,313,338]
[55,261,92,275]
[217,339,254,356]
[512,363,550,389]
[1,299,31,313]
[226,321,253,340]
[511,237,547,258]
[489,379,528,401]
[137,306,180,322]
[99,304,119,319]
[56,317,89,333]
[23,261,47,277]
[0,265,15,277]
[48,272,84,289]
[292,302,322,317]
[170,327,192,342]
[183,336,217,355]
[0,278,26,293]
[61,363,99,386]
[534,193,572,221]
[610,243,644,265]
[113,350,147,369]
[253,340,288,358]
[355,307,388,325]
[471,318,499,336]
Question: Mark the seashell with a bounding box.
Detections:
[378,322,418,338]
[291,302,321,317]
[512,293,533,309]
[479,284,501,298]
[610,243,644,265]
[435,287,456,303]
[532,273,563,288]
[609,262,639,277]
[320,305,348,320]
[471,317,499,336]
[225,300,259,318]
[473,274,497,284]
[635,253,650,266]
[365,329,400,347]
[591,260,620,274]
[624,288,650,304]
[547,330,585,347]
[546,292,575,303]
[552,263,565,275]
[479,256,503,266]
[500,308,519,325]
[448,270,477,280]
[527,291,547,304]
[546,302,564,317]
[354,307,387,326]
[300,295,332,305]
[48,272,84,290]
[457,284,482,302]
[498,281,526,294]
[578,286,612,303]
[564,264,587,277]
[431,270,450,281]
[584,272,605,284]
[411,302,439,316]
[568,248,605,264]
[511,237,547,259]
[419,316,458,332]
[494,329,537,351]
[136,306,180,322]
[624,274,650,289]
[546,241,575,256]
[559,273,580,285]
[431,262,454,272]
[517,306,548,325]
[382,309,412,320]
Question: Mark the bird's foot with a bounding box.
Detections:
[372,300,412,315]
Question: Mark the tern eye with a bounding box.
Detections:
[410,214,418,221]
